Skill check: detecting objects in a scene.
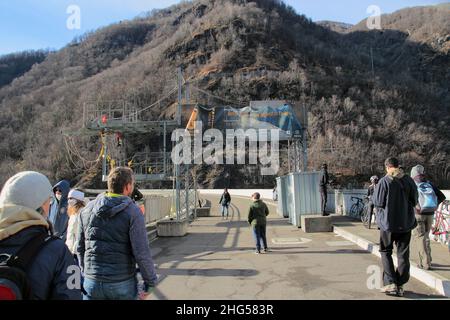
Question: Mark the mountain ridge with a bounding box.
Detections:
[0,0,449,189]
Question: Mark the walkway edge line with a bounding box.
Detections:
[333,226,450,298]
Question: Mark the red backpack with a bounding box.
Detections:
[0,233,55,300]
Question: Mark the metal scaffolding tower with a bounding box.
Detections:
[79,67,198,222]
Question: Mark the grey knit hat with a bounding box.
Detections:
[410,165,425,179]
[0,171,53,210]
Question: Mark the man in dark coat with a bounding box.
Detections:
[319,164,330,216]
[373,157,418,297]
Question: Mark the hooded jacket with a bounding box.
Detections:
[49,180,70,241]
[373,168,418,233]
[248,200,269,226]
[76,193,157,286]
[0,204,81,300]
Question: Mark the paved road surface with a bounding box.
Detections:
[147,194,446,300]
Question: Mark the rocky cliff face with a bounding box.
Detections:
[0,0,449,189]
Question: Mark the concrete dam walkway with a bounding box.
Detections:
[146,194,445,300]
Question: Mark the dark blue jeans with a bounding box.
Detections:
[83,277,138,300]
[221,204,229,217]
[252,225,268,251]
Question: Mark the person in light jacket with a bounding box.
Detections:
[410,165,446,270]
[65,189,86,256]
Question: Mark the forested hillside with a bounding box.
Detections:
[0,0,449,189]
[0,50,49,88]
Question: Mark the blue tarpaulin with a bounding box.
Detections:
[186,104,303,140]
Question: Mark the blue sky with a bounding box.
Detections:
[0,0,448,55]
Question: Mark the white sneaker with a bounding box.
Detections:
[380,283,397,295]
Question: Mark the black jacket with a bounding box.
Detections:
[367,184,376,201]
[131,186,144,202]
[373,170,418,233]
[219,192,231,206]
[319,169,329,188]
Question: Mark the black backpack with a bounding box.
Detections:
[0,232,55,300]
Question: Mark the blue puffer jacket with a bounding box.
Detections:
[0,226,82,300]
[77,193,157,286]
[49,180,70,241]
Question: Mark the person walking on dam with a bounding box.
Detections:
[373,157,418,297]
[248,192,270,254]
[219,188,231,219]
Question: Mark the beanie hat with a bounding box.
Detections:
[0,171,53,210]
[410,165,425,179]
[68,189,84,202]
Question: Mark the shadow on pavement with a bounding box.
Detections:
[428,264,450,271]
[264,249,371,255]
[155,268,258,277]
[401,290,448,300]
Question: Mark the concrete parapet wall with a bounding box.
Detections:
[333,189,367,217]
[199,189,274,201]
[195,207,211,217]
[157,218,188,237]
[301,215,333,233]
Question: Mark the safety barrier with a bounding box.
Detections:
[333,189,367,217]
[143,195,173,224]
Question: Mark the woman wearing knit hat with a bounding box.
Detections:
[0,171,81,300]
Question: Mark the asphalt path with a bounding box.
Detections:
[147,194,445,300]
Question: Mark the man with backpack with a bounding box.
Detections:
[410,165,446,270]
[0,171,82,300]
[373,157,418,297]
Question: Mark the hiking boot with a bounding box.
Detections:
[380,283,397,295]
[396,285,404,297]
